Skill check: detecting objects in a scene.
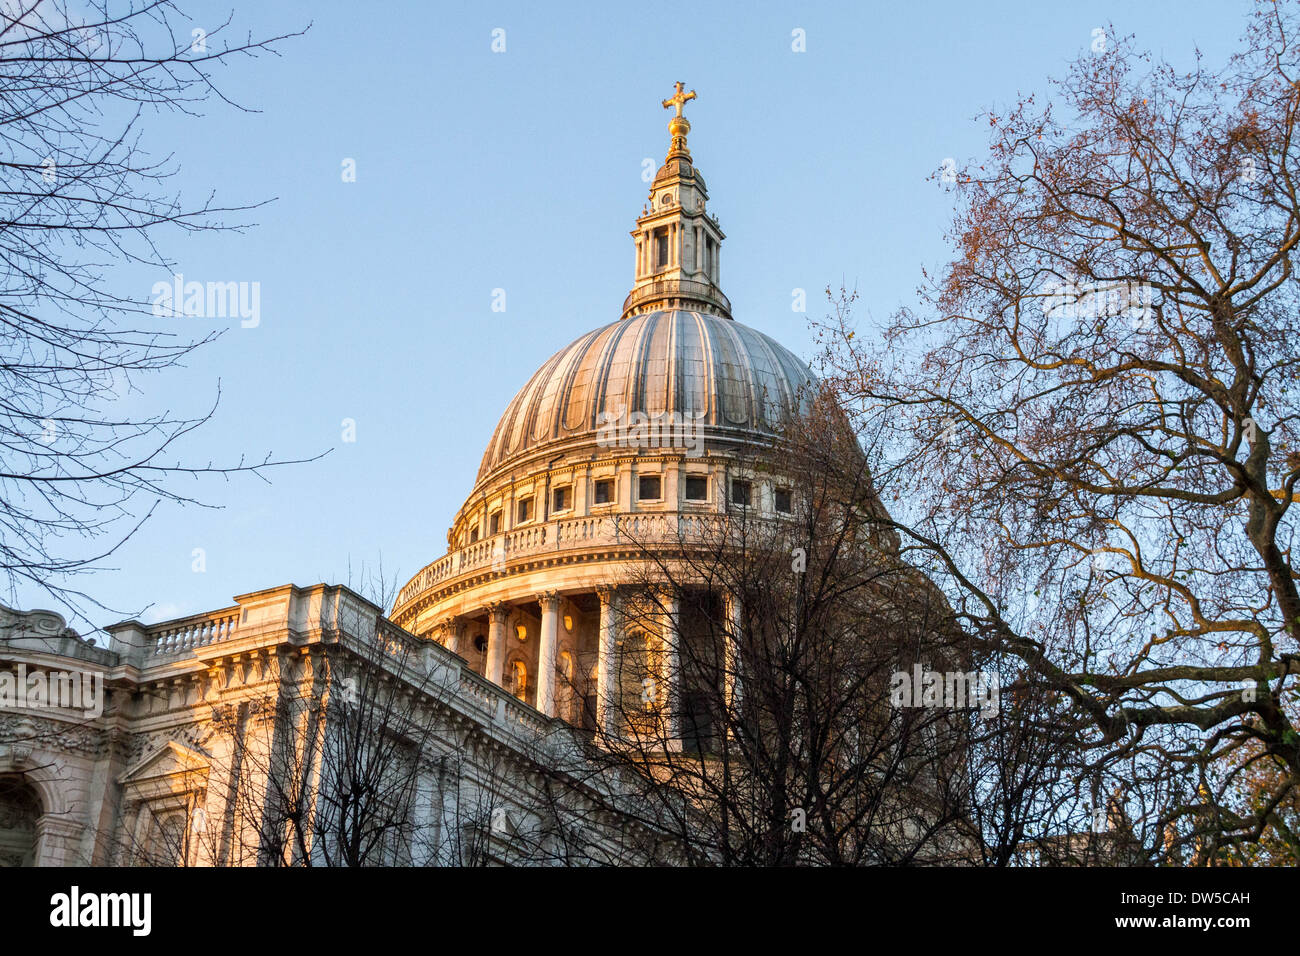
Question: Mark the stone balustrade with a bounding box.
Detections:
[394,511,731,614]
[457,668,551,736]
[149,610,240,658]
[133,587,556,743]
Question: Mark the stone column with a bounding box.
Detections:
[536,591,560,717]
[722,591,742,709]
[595,587,618,736]
[485,602,509,687]
[661,590,681,750]
[434,616,462,656]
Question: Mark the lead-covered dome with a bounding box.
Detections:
[476,309,817,483]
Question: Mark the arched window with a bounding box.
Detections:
[583,663,600,731]
[136,807,188,867]
[156,814,187,867]
[510,660,528,701]
[618,630,660,718]
[0,775,41,867]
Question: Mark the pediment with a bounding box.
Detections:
[118,740,210,786]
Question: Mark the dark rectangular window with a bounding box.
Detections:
[638,475,662,500]
[594,479,613,505]
[775,488,793,513]
[656,230,669,268]
[489,511,501,535]
[731,479,751,507]
[685,475,708,501]
[552,485,570,511]
[517,497,533,523]
[469,527,480,543]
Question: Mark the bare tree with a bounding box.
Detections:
[817,2,1300,862]
[0,1,313,625]
[577,396,1004,865]
[1206,691,1300,864]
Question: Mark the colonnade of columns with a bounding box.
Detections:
[430,587,743,745]
[635,223,718,283]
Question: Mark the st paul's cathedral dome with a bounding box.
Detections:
[392,83,819,742]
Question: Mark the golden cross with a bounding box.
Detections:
[662,81,697,118]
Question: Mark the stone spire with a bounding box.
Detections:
[622,82,731,320]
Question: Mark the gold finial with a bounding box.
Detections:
[662,81,697,158]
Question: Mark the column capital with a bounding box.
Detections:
[595,585,618,607]
[536,590,561,611]
[654,584,681,604]
[484,601,510,623]
[432,616,463,651]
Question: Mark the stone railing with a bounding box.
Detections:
[149,609,240,658]
[394,511,732,614]
[457,667,551,738]
[621,278,731,318]
[357,614,549,739]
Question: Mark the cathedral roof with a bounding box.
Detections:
[476,309,817,483]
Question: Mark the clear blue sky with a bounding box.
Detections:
[22,0,1251,634]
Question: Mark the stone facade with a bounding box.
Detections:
[1,585,666,866]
